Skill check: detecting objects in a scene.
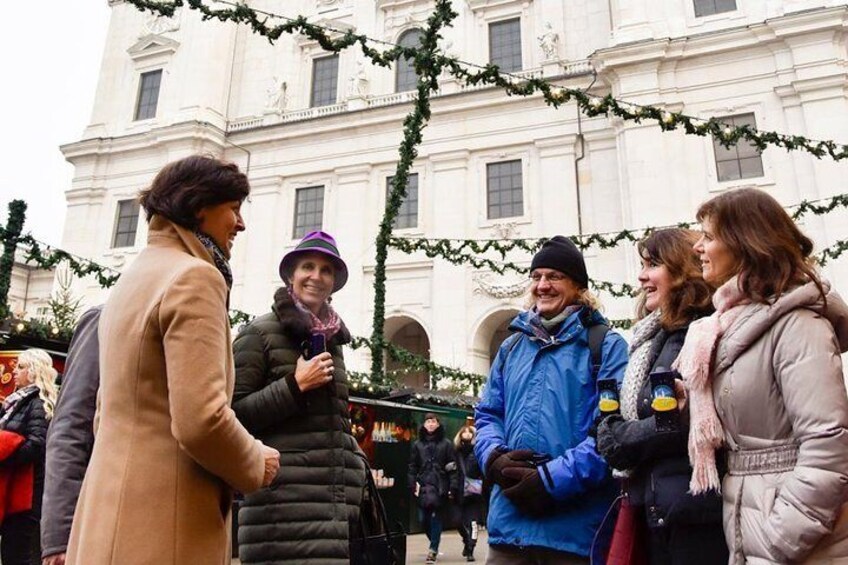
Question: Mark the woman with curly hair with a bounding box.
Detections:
[0,348,59,564]
[596,228,728,565]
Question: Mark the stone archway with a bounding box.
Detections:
[470,308,520,377]
[384,315,431,389]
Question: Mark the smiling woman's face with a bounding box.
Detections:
[638,257,673,313]
[290,253,335,314]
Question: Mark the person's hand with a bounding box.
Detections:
[485,448,535,489]
[260,442,281,487]
[501,466,555,516]
[294,353,334,392]
[674,379,688,413]
[42,554,66,565]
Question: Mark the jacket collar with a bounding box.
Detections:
[146,214,215,267]
[509,305,606,344]
[715,280,848,373]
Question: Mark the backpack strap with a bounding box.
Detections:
[587,322,610,379]
[497,332,523,376]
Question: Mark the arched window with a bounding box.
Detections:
[395,29,423,93]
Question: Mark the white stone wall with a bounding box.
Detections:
[57,0,848,381]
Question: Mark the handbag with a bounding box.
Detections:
[605,493,648,565]
[351,472,407,565]
[463,477,483,496]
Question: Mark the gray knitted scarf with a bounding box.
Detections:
[620,310,663,421]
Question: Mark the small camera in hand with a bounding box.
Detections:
[650,367,680,432]
[597,378,621,416]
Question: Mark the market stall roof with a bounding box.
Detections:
[350,395,451,415]
[384,387,478,410]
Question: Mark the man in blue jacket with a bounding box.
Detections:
[475,236,628,564]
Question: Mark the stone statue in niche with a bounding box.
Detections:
[347,61,369,98]
[538,22,559,60]
[264,77,288,114]
[143,11,180,36]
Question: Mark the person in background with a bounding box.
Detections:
[232,230,368,564]
[0,349,58,565]
[454,423,485,562]
[40,306,102,565]
[65,155,279,565]
[409,412,457,564]
[595,229,727,564]
[676,187,848,562]
[475,236,628,564]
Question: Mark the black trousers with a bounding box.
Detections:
[0,511,40,565]
[647,521,728,565]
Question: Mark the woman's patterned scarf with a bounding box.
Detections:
[673,276,749,494]
[194,231,233,290]
[289,287,342,341]
[0,384,37,428]
[620,310,664,421]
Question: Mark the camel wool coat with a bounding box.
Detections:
[65,215,266,565]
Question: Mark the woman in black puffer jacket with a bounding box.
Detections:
[595,229,727,565]
[232,231,367,565]
[0,348,58,565]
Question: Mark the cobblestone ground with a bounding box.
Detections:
[232,529,489,564]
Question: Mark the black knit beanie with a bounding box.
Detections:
[530,236,588,288]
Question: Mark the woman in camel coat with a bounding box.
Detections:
[65,156,279,565]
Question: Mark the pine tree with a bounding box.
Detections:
[48,267,82,332]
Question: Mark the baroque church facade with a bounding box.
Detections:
[59,0,848,384]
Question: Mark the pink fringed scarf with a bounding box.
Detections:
[673,277,749,494]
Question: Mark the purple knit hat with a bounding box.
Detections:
[279,231,349,292]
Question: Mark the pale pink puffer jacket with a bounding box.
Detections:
[712,281,848,564]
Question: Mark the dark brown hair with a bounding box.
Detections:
[696,188,823,304]
[138,155,250,229]
[637,229,714,330]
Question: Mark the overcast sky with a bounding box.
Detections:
[0,2,111,247]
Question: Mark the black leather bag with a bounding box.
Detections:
[351,473,407,565]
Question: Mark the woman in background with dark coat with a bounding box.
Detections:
[0,348,58,565]
[596,229,727,565]
[453,424,484,562]
[233,230,367,565]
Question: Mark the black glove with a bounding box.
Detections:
[501,466,555,517]
[485,448,535,489]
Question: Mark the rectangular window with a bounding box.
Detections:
[112,199,141,248]
[293,186,325,239]
[487,160,523,219]
[310,55,339,108]
[134,69,162,121]
[386,173,419,230]
[694,0,737,17]
[489,18,522,72]
[713,113,764,182]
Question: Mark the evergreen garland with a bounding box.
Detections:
[0,201,27,319]
[124,0,848,163]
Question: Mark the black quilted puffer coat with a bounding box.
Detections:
[0,388,48,515]
[232,288,367,564]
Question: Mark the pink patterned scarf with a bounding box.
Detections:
[289,287,342,341]
[673,276,749,494]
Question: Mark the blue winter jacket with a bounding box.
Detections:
[475,306,628,556]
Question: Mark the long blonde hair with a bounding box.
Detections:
[453,425,477,449]
[17,349,59,420]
